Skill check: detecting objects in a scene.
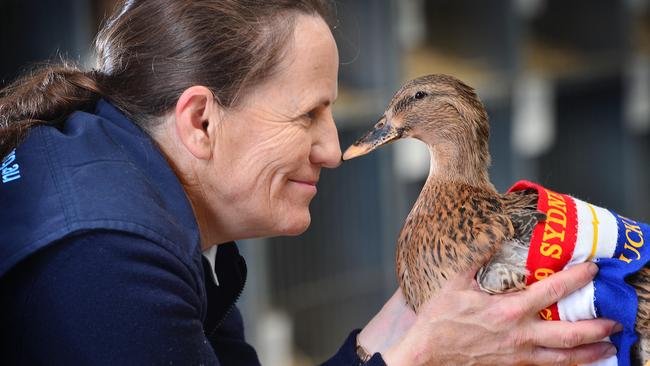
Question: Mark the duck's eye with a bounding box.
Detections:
[414,91,428,100]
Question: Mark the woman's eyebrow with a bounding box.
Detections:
[302,98,331,112]
[296,96,336,117]
[318,97,336,107]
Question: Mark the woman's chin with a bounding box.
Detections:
[276,212,311,236]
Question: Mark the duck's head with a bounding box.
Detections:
[342,74,489,161]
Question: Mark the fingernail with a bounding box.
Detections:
[604,344,617,357]
[611,323,624,334]
[588,262,599,276]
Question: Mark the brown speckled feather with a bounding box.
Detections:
[629,268,650,363]
[501,189,546,243]
[397,182,515,310]
[476,190,545,294]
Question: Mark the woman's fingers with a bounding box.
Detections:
[530,318,622,348]
[391,263,620,365]
[518,262,598,312]
[530,342,617,365]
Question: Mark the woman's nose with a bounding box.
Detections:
[310,113,342,168]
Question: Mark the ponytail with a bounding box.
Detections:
[0,65,102,158]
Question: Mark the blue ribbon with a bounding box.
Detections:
[593,213,650,366]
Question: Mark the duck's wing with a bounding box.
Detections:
[476,238,530,294]
[500,189,545,243]
[476,190,545,294]
[397,185,516,309]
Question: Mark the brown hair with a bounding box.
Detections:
[0,0,332,158]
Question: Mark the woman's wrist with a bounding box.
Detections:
[381,343,413,366]
[355,333,373,363]
[358,290,417,364]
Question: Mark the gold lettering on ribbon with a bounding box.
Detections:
[539,308,553,321]
[546,208,567,227]
[542,223,565,242]
[531,189,571,322]
[618,217,645,264]
[547,191,567,210]
[540,242,562,259]
[534,268,555,281]
[625,222,644,248]
[540,191,568,260]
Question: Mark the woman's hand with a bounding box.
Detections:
[359,262,621,366]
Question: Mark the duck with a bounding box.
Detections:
[343,74,544,306]
[342,74,650,364]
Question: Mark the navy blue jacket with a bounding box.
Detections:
[0,100,385,365]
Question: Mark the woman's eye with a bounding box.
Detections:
[303,110,317,122]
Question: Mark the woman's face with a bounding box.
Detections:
[208,15,341,239]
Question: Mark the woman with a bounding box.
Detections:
[0,0,620,365]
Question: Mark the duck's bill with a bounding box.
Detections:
[342,118,401,161]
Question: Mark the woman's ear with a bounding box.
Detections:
[174,86,219,160]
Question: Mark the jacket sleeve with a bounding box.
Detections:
[1,230,223,365]
[320,330,387,366]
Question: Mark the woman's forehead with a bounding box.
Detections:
[242,15,338,112]
[287,16,338,97]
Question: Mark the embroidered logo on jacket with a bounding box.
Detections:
[1,149,21,184]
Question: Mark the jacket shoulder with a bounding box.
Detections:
[0,101,200,277]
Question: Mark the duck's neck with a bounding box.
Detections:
[422,131,494,192]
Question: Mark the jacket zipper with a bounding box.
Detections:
[207,256,247,339]
[208,276,245,339]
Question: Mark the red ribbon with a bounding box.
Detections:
[508,181,579,320]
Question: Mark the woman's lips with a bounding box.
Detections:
[289,179,318,193]
[290,180,317,186]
